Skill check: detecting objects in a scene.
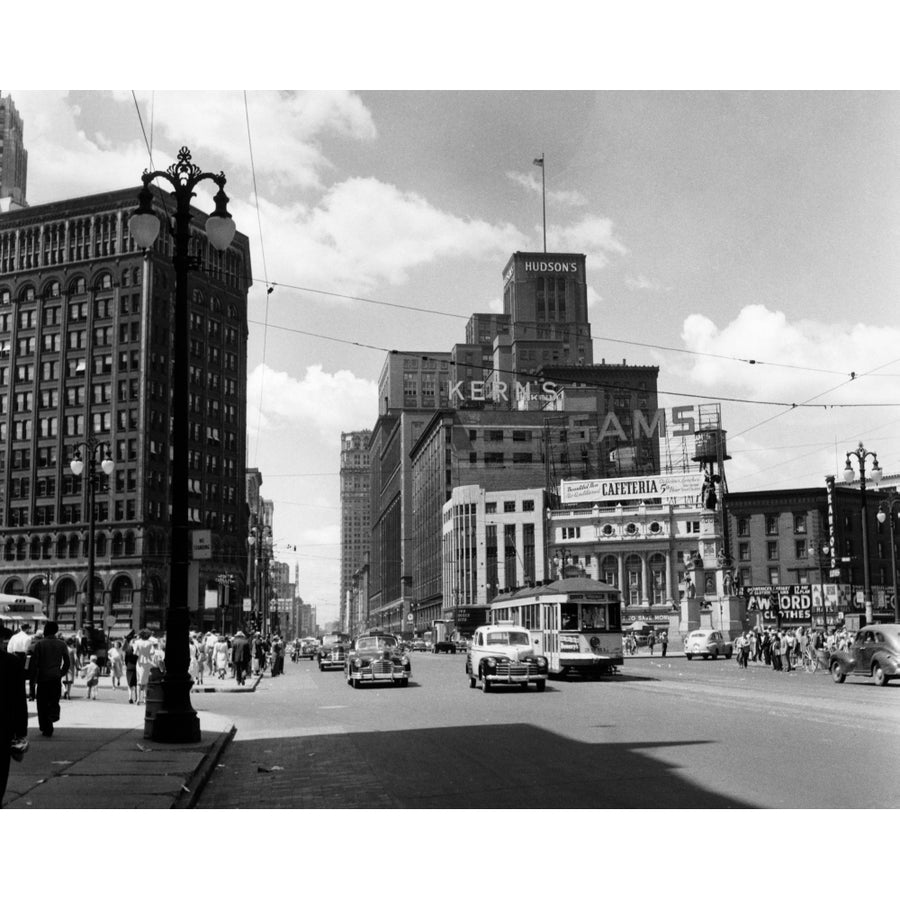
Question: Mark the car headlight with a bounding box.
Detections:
[352,658,363,669]
[536,657,548,668]
[401,654,410,666]
[485,657,497,669]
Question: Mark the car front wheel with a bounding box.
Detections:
[480,669,491,692]
[830,660,846,683]
[873,663,888,686]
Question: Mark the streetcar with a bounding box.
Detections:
[0,594,47,632]
[488,576,623,678]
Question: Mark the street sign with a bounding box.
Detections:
[243,597,252,612]
[192,529,212,559]
[104,614,117,630]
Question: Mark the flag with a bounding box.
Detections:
[533,156,544,167]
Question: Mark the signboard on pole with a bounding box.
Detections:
[203,589,218,610]
[243,597,252,612]
[192,529,212,559]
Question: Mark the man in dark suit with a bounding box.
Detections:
[29,621,69,737]
[231,630,251,685]
[1,627,28,802]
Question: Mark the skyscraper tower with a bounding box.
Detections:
[339,430,371,627]
[0,93,28,209]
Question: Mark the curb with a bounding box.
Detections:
[191,673,264,693]
[173,722,237,809]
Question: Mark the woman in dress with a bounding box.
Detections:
[123,631,138,704]
[108,640,124,689]
[213,633,230,679]
[132,629,155,704]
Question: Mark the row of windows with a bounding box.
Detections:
[3,531,139,561]
[0,271,142,304]
[737,514,808,537]
[483,499,536,514]
[739,538,892,562]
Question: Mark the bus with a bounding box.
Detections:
[0,594,47,633]
[488,576,623,678]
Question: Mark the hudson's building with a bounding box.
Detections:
[340,429,371,627]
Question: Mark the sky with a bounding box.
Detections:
[5,9,899,629]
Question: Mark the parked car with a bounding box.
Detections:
[345,632,411,688]
[410,639,427,652]
[829,624,900,687]
[466,623,548,692]
[317,633,349,671]
[684,629,733,660]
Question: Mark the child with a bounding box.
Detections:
[80,654,101,700]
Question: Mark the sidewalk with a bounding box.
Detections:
[2,671,258,809]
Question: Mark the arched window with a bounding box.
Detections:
[624,554,642,605]
[121,269,131,287]
[112,532,124,557]
[4,539,15,561]
[94,272,113,290]
[43,280,61,299]
[42,536,52,559]
[210,296,221,312]
[68,276,87,296]
[16,538,27,561]
[30,536,41,559]
[57,535,68,559]
[96,534,107,557]
[68,534,80,558]
[649,553,667,603]
[19,284,36,302]
[124,531,136,556]
[600,554,618,588]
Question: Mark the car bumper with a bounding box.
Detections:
[319,658,345,669]
[561,654,623,669]
[351,669,408,682]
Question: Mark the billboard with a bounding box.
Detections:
[560,472,706,505]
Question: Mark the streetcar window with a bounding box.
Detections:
[561,604,578,630]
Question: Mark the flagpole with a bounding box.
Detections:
[534,153,546,252]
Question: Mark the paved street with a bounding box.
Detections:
[193,651,900,808]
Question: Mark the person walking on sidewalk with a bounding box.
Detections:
[123,631,138,704]
[108,640,124,690]
[213,633,229,679]
[1,627,29,802]
[647,631,656,656]
[62,638,77,700]
[29,621,69,737]
[132,629,154,704]
[660,630,668,657]
[231,630,251,685]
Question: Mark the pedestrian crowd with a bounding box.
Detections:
[731,624,852,671]
[188,629,288,684]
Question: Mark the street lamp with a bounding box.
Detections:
[807,542,831,629]
[69,438,115,632]
[129,146,236,743]
[843,442,882,626]
[876,499,900,624]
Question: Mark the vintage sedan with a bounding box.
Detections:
[345,633,411,688]
[829,624,900,687]
[467,623,548,692]
[317,633,349,671]
[683,629,733,660]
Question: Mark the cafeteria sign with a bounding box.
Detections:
[560,472,706,505]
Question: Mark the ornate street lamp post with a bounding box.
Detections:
[70,438,115,633]
[129,147,236,743]
[876,499,900,625]
[843,442,882,626]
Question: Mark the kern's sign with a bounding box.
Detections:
[560,472,706,505]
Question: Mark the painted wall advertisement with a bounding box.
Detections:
[744,584,895,623]
[561,472,706,505]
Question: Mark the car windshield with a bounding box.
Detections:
[486,631,530,645]
[355,637,397,652]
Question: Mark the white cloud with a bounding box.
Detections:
[247,363,377,440]
[506,170,587,207]
[547,214,627,267]
[625,274,668,292]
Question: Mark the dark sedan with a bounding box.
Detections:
[830,624,900,687]
[345,633,411,688]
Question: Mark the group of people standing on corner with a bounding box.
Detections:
[624,629,669,657]
[733,625,839,671]
[189,630,286,685]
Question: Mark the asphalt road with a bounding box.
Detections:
[192,651,900,808]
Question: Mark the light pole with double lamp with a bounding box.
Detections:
[129,147,236,743]
[842,442,882,626]
[69,438,115,633]
[876,499,900,624]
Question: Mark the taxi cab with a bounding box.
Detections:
[466,622,548,692]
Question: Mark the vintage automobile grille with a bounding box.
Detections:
[371,660,393,675]
[330,651,344,661]
[496,662,531,678]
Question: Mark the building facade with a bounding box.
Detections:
[339,429,371,628]
[0,94,27,210]
[0,186,252,636]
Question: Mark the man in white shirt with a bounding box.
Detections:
[7,624,33,659]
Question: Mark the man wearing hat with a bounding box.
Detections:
[231,630,251,685]
[29,622,69,737]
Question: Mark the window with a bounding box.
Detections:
[737,517,750,537]
[484,452,504,465]
[739,542,750,561]
[768,567,780,585]
[523,499,534,512]
[793,514,807,534]
[767,542,778,560]
[512,452,533,464]
[562,526,581,540]
[765,515,779,535]
[485,502,497,514]
[503,501,516,513]
[795,540,807,559]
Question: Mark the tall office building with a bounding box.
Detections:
[0,93,27,210]
[339,429,371,628]
[0,185,252,634]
